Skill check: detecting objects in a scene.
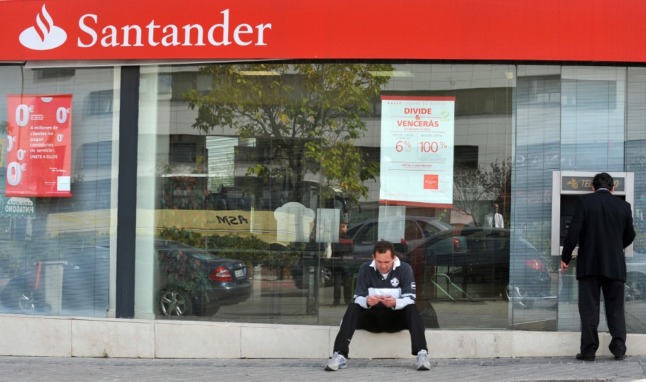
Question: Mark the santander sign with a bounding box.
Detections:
[20,4,272,51]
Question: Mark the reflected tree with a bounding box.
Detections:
[479,158,512,213]
[183,63,393,206]
[453,158,511,226]
[453,165,488,226]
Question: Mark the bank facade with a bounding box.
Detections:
[0,0,646,358]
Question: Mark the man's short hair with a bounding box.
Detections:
[373,240,395,257]
[592,172,614,190]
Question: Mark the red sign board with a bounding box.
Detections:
[6,95,73,198]
[0,0,645,62]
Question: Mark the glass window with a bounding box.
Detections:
[133,63,646,333]
[0,66,117,318]
[138,63,527,330]
[624,68,646,334]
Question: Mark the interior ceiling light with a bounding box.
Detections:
[368,71,413,77]
[238,70,280,76]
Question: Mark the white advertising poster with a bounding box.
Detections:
[379,95,455,207]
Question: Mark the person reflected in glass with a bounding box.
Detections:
[486,202,504,228]
[332,220,353,306]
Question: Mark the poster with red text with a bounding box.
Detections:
[379,95,455,207]
[6,95,72,197]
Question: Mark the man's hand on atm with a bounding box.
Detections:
[561,260,569,272]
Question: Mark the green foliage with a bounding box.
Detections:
[157,228,302,277]
[157,227,211,297]
[205,234,301,273]
[183,63,393,204]
[158,246,211,294]
[157,227,205,248]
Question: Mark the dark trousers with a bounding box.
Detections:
[578,276,626,357]
[333,303,428,357]
[333,267,353,305]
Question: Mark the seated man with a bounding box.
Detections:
[325,240,431,371]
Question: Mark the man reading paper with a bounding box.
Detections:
[325,240,431,371]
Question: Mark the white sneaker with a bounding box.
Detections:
[416,349,431,370]
[325,351,347,371]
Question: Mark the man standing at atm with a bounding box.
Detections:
[561,172,636,362]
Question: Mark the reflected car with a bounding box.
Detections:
[346,216,453,259]
[425,227,552,308]
[561,245,646,302]
[156,239,251,317]
[0,239,252,318]
[625,247,646,301]
[0,243,109,315]
[291,216,453,289]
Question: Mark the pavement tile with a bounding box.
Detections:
[0,356,644,382]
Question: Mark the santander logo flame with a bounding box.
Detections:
[19,5,67,50]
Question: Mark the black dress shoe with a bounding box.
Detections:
[613,354,625,361]
[576,353,595,361]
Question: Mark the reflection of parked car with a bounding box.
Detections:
[625,247,646,301]
[425,227,551,307]
[0,239,252,318]
[157,239,251,317]
[568,244,646,302]
[291,216,452,289]
[0,243,109,316]
[347,216,453,259]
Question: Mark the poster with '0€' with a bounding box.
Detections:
[6,95,72,197]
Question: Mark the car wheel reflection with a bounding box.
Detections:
[505,284,535,309]
[19,292,38,314]
[291,265,334,289]
[160,289,193,317]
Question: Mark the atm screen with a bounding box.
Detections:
[560,195,577,245]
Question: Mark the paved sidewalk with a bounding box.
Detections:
[0,356,645,382]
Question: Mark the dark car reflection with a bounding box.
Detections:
[292,220,552,308]
[426,227,552,307]
[156,239,251,317]
[0,243,109,316]
[0,239,252,318]
[291,216,451,289]
[625,245,646,301]
[347,216,453,260]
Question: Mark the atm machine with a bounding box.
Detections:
[551,171,634,259]
[551,171,634,330]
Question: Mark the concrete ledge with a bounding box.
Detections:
[0,314,643,359]
[72,319,155,358]
[0,315,71,357]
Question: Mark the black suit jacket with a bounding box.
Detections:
[561,189,636,281]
